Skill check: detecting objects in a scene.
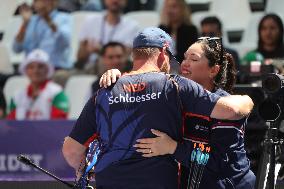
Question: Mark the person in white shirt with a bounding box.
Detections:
[76,0,140,68]
[7,49,69,120]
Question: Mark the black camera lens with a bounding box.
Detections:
[262,74,284,93]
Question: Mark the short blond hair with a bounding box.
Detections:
[132,47,160,60]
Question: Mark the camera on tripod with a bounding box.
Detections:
[258,73,284,122]
[256,73,284,189]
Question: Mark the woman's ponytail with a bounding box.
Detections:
[222,52,237,93]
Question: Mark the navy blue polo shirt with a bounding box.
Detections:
[69,72,220,188]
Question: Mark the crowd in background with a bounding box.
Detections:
[0,0,284,120]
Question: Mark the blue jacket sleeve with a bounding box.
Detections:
[210,117,248,151]
[175,75,220,117]
[69,96,97,145]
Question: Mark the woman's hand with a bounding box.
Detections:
[133,129,177,157]
[99,69,122,88]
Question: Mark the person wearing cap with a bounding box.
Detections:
[7,49,69,120]
[62,27,254,188]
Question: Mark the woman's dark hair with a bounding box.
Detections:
[258,13,284,51]
[197,38,237,93]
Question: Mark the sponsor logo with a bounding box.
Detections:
[123,83,146,93]
[0,154,43,172]
[194,124,209,132]
[108,92,161,104]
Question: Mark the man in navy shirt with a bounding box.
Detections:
[62,27,254,189]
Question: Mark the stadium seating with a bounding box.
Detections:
[64,75,97,119]
[209,0,252,32]
[191,0,251,49]
[0,1,18,33]
[3,75,29,105]
[186,0,211,3]
[191,11,214,31]
[1,15,25,65]
[70,11,101,64]
[265,0,284,19]
[0,43,13,74]
[231,12,264,57]
[155,0,165,11]
[124,11,159,29]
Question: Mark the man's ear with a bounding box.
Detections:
[210,64,220,78]
[157,47,168,67]
[157,48,166,68]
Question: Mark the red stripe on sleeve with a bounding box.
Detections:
[184,112,211,121]
[84,133,98,147]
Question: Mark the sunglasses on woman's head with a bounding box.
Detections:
[197,37,223,65]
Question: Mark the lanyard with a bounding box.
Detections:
[99,15,120,45]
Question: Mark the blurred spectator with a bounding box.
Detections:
[7,49,69,120]
[242,51,264,65]
[57,0,104,12]
[13,0,72,69]
[200,16,240,69]
[76,0,140,69]
[159,0,198,65]
[242,14,284,65]
[91,42,131,94]
[0,90,6,119]
[14,2,35,15]
[81,0,104,11]
[124,0,156,12]
[57,0,82,12]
